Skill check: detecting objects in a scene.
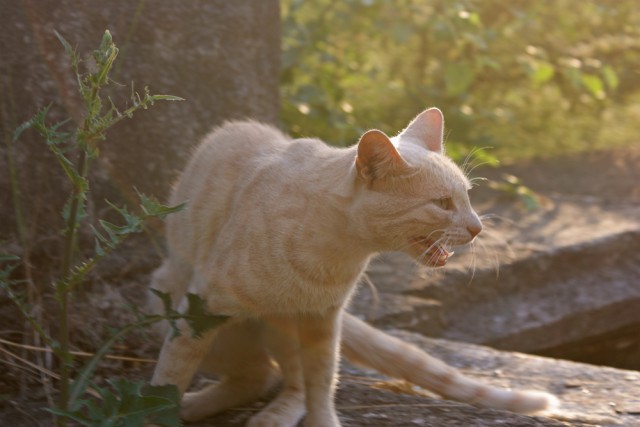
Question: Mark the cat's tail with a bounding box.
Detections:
[341,313,559,414]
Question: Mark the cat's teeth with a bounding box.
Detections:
[410,237,453,266]
[436,248,454,265]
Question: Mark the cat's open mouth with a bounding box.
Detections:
[410,237,453,267]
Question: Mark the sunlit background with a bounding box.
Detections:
[1,1,639,425]
[280,0,640,162]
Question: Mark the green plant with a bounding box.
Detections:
[45,295,227,427]
[488,173,542,210]
[281,0,640,160]
[50,379,180,427]
[1,29,226,427]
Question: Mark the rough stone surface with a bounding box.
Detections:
[191,330,640,426]
[3,328,639,426]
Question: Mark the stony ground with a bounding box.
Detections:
[1,145,639,426]
[199,332,640,426]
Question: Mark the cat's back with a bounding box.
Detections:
[166,121,289,256]
[172,120,287,196]
[205,120,287,156]
[186,121,286,177]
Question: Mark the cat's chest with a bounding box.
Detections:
[203,255,365,315]
[201,217,367,315]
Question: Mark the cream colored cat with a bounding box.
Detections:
[148,108,558,427]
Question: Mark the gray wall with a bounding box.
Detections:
[0,1,280,258]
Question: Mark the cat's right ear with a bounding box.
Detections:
[399,107,444,153]
[355,129,407,182]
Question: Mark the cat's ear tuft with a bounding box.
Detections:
[355,129,407,182]
[400,107,444,153]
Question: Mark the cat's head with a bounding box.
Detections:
[353,108,482,267]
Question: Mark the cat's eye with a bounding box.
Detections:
[434,197,453,210]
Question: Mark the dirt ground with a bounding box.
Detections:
[473,144,640,204]
[1,144,638,426]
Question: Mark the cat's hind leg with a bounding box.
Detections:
[181,373,280,423]
[181,320,281,422]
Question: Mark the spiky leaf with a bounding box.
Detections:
[184,292,229,338]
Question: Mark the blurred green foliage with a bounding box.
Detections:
[281,0,640,162]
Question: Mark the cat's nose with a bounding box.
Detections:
[466,223,482,238]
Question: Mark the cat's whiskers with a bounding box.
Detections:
[471,226,506,277]
[479,212,516,227]
[466,239,479,285]
[469,176,488,188]
[460,148,478,177]
[418,235,449,265]
[461,146,495,178]
[464,160,494,178]
[461,146,486,177]
[475,237,500,277]
[391,228,447,254]
[477,213,516,263]
[417,233,446,256]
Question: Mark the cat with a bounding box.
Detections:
[148,108,558,427]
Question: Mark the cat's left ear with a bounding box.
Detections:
[355,129,407,182]
[399,107,444,153]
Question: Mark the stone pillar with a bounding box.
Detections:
[0,1,280,254]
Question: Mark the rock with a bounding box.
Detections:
[350,198,640,370]
[2,327,638,426]
[195,330,640,426]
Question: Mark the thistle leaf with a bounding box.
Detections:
[184,293,229,338]
[136,189,186,219]
[150,94,185,102]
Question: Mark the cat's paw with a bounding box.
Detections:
[180,391,208,422]
[247,386,306,427]
[247,411,302,427]
[302,412,341,427]
[248,402,306,427]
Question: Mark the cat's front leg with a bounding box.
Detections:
[298,307,343,427]
[151,316,219,395]
[247,316,305,427]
